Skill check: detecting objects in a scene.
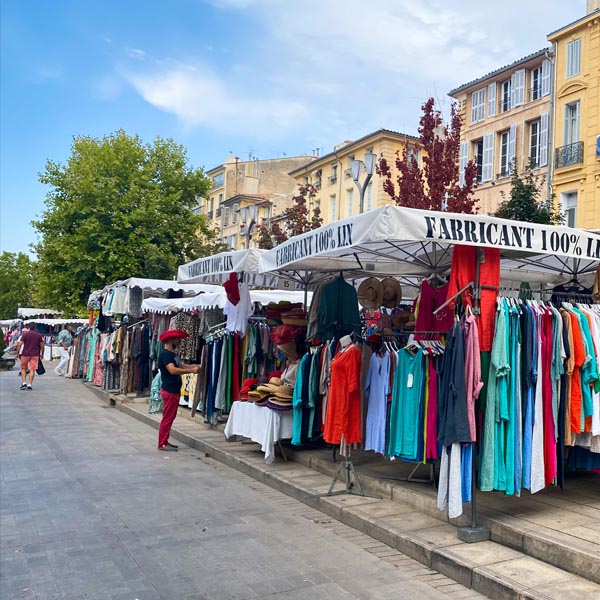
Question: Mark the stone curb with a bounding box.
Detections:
[86,388,599,600]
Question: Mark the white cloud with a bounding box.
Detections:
[124,61,309,135]
[127,48,147,60]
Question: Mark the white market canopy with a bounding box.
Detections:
[100,277,221,296]
[18,307,61,318]
[178,249,310,289]
[32,318,89,327]
[141,289,313,314]
[260,206,600,286]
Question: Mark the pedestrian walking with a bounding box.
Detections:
[157,329,201,451]
[54,324,73,376]
[16,322,44,390]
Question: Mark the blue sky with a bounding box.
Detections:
[0,0,587,256]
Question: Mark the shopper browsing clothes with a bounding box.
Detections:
[16,322,44,390]
[53,324,73,376]
[157,329,201,451]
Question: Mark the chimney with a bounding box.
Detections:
[588,0,600,13]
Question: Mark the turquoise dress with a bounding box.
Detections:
[388,347,425,461]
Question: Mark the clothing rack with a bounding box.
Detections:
[127,318,149,329]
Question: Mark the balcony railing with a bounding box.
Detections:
[207,211,214,219]
[215,207,222,217]
[554,141,584,169]
[328,175,337,185]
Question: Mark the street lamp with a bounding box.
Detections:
[350,151,377,214]
[238,203,259,249]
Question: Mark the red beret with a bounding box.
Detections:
[159,329,189,343]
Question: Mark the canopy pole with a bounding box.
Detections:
[457,247,490,543]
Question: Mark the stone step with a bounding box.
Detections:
[99,393,600,600]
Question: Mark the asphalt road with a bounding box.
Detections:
[0,368,486,600]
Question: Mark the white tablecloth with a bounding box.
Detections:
[224,402,293,463]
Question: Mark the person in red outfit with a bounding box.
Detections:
[157,329,201,451]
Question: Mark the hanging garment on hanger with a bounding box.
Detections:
[323,343,362,445]
[446,245,500,352]
[388,346,425,461]
[364,350,391,455]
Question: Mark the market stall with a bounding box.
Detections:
[257,205,600,534]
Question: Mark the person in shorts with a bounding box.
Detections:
[16,322,44,390]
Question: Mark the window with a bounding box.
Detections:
[501,80,512,112]
[530,66,542,101]
[474,139,484,183]
[232,203,239,224]
[530,120,541,167]
[482,133,494,182]
[561,192,577,227]
[208,197,214,218]
[329,163,338,185]
[218,193,223,206]
[191,206,203,216]
[212,173,224,188]
[566,38,581,78]
[303,176,309,185]
[459,141,469,186]
[487,83,496,117]
[315,169,322,189]
[223,207,230,227]
[530,115,549,168]
[541,59,551,96]
[471,88,486,123]
[511,69,525,107]
[347,188,354,217]
[564,101,580,145]
[330,194,337,221]
[366,183,372,212]
[499,131,511,177]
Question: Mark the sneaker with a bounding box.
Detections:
[26,385,32,390]
[167,442,179,449]
[20,383,27,390]
[158,445,178,452]
[53,368,63,376]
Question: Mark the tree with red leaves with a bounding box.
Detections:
[376,98,478,214]
[256,183,323,248]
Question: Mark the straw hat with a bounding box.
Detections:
[274,385,294,399]
[281,314,308,326]
[357,277,383,310]
[278,342,299,360]
[381,278,403,309]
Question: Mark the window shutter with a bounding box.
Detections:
[471,91,478,123]
[541,59,551,96]
[512,69,525,107]
[539,113,548,167]
[482,133,494,182]
[508,124,517,167]
[459,141,469,186]
[487,83,496,117]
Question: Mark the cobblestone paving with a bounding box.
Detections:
[0,371,487,599]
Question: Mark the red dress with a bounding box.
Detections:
[323,344,362,445]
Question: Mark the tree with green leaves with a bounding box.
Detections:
[494,161,563,225]
[33,130,222,313]
[0,251,35,319]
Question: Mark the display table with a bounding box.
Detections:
[224,401,293,464]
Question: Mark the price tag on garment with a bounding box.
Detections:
[407,373,414,388]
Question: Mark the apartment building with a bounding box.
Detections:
[547,1,600,228]
[449,51,553,216]
[288,129,420,226]
[194,155,312,249]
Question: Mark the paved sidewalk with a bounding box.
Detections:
[0,370,485,600]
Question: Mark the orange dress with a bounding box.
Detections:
[323,344,362,445]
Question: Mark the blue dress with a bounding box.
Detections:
[364,351,390,455]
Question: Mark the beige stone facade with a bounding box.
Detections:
[449,50,552,216]
[194,155,312,249]
[288,129,420,226]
